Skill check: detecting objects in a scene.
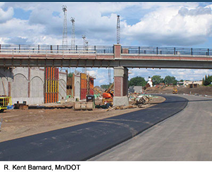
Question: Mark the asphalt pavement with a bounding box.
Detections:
[0,95,187,161]
[90,95,212,161]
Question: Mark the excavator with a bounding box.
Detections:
[102,83,114,105]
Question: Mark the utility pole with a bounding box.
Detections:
[71,17,75,50]
[62,5,68,49]
[117,15,120,44]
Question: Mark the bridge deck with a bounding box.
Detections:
[1,45,212,68]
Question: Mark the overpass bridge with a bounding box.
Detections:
[0,44,212,69]
[1,44,212,106]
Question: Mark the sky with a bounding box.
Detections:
[1,2,212,86]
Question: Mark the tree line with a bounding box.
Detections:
[128,75,178,87]
[100,75,179,88]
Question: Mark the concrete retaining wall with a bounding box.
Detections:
[0,67,67,105]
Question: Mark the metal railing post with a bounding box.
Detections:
[19,44,21,53]
[57,45,59,53]
[191,48,193,55]
[208,49,209,56]
[38,45,40,53]
[50,45,53,53]
[174,47,176,55]
[156,47,158,54]
[94,46,96,53]
[138,47,140,54]
[144,50,146,54]
[76,45,77,53]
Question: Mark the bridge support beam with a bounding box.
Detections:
[113,66,129,106]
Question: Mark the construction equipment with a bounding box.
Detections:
[173,87,178,94]
[135,95,151,105]
[102,83,114,105]
[0,96,11,113]
[74,95,95,111]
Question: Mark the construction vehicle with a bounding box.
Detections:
[173,87,178,94]
[0,96,11,113]
[74,95,95,111]
[102,83,114,105]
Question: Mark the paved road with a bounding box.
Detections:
[0,95,187,161]
[90,95,212,161]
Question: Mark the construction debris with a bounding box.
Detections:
[74,102,94,111]
[14,101,29,110]
[135,95,151,105]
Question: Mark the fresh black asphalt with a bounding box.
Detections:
[0,95,188,161]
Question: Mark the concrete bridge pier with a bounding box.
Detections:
[113,66,129,106]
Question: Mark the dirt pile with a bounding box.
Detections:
[94,86,103,94]
[145,85,212,96]
[177,86,212,96]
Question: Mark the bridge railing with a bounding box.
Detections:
[0,44,114,54]
[121,46,211,56]
[1,44,211,56]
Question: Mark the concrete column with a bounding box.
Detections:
[114,44,121,58]
[113,66,129,106]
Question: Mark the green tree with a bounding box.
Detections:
[164,76,177,85]
[151,75,163,85]
[128,76,147,87]
[203,75,212,86]
[101,84,110,90]
[68,72,74,77]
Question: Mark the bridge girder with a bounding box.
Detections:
[0,58,212,69]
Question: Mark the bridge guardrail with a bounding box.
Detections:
[0,44,211,57]
[0,44,114,54]
[0,49,97,55]
[121,46,211,56]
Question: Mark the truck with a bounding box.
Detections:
[0,96,11,113]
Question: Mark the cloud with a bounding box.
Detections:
[4,36,32,44]
[122,4,212,46]
[1,2,212,47]
[0,6,14,23]
[179,7,211,16]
